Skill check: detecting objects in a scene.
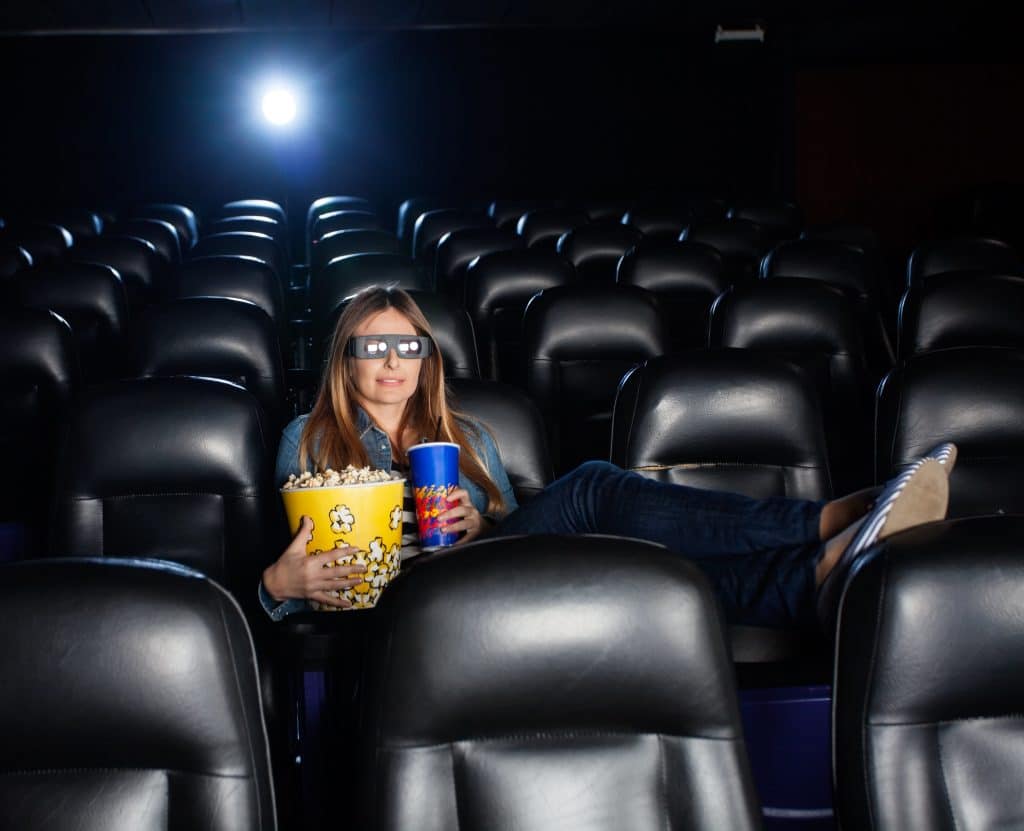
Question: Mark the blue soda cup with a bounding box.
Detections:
[407,442,460,549]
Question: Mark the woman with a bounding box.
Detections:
[260,286,954,628]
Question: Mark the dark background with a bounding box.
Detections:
[2,5,1023,259]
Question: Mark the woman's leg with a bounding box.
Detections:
[493,461,824,559]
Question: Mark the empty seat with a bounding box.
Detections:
[412,209,492,268]
[465,249,575,383]
[220,198,286,225]
[12,262,128,382]
[906,237,1020,286]
[311,229,402,275]
[311,209,379,240]
[582,198,632,221]
[396,197,447,246]
[307,194,373,257]
[487,198,547,230]
[709,278,874,492]
[51,208,103,240]
[175,255,287,339]
[108,217,181,262]
[681,219,772,283]
[74,233,166,308]
[0,308,79,558]
[135,202,199,249]
[556,223,642,283]
[622,204,691,238]
[833,515,1024,831]
[0,243,32,278]
[0,557,277,830]
[516,207,590,251]
[434,226,523,296]
[728,199,803,241]
[406,290,480,378]
[617,239,728,349]
[448,377,554,503]
[49,375,279,610]
[876,346,1024,518]
[2,222,73,264]
[761,238,878,299]
[524,284,668,473]
[128,297,287,431]
[192,231,285,282]
[898,272,1024,359]
[211,214,288,246]
[359,534,761,831]
[611,351,832,499]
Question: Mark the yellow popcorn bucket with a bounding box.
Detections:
[280,478,406,611]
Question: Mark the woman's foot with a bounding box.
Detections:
[816,454,950,632]
[818,486,881,540]
[924,441,958,474]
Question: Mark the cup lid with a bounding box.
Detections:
[408,441,460,451]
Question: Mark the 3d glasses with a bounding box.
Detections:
[347,334,434,359]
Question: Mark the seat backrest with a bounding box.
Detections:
[833,515,1024,831]
[75,233,166,308]
[109,218,182,262]
[359,534,760,831]
[727,199,803,240]
[556,223,642,284]
[0,557,277,830]
[0,307,79,552]
[0,243,33,278]
[221,198,286,225]
[761,238,877,299]
[617,239,728,349]
[311,229,403,275]
[434,226,523,296]
[448,377,554,503]
[3,222,73,264]
[487,198,547,231]
[406,290,480,378]
[396,197,447,245]
[12,261,128,382]
[412,209,492,270]
[897,272,1024,359]
[51,209,103,240]
[135,202,199,249]
[622,204,691,238]
[876,346,1024,518]
[524,284,668,473]
[516,207,590,251]
[128,297,287,432]
[192,231,285,282]
[906,237,1020,286]
[681,219,772,283]
[611,351,832,499]
[709,278,872,492]
[210,215,288,247]
[49,376,279,610]
[311,209,380,239]
[175,255,287,336]
[465,249,575,383]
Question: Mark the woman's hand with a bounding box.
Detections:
[262,515,367,609]
[440,487,489,545]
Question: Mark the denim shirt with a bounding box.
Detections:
[259,406,518,621]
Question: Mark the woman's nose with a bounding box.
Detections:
[384,349,400,368]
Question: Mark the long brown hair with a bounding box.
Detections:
[299,286,506,514]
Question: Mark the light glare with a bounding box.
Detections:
[261,87,297,126]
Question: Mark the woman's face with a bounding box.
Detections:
[348,307,424,412]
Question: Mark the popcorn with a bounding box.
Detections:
[281,465,398,489]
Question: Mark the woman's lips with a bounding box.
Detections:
[377,378,404,385]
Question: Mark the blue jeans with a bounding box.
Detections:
[492,461,825,627]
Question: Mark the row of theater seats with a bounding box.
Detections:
[5,515,1022,830]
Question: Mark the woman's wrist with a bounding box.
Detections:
[262,562,287,602]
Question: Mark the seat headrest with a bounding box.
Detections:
[368,535,739,743]
[313,229,403,272]
[524,285,667,360]
[311,209,379,239]
[176,255,284,325]
[221,198,286,224]
[621,206,690,237]
[516,207,590,247]
[434,227,523,289]
[0,557,275,826]
[487,199,546,230]
[0,306,79,395]
[613,350,829,469]
[412,210,492,261]
[710,279,865,356]
[75,234,163,297]
[193,231,281,276]
[617,239,727,295]
[15,262,127,338]
[681,220,769,262]
[898,273,1024,359]
[727,200,802,235]
[907,237,1020,286]
[110,218,181,262]
[135,202,198,249]
[60,376,270,495]
[406,290,480,378]
[839,515,1024,723]
[762,238,875,297]
[6,222,73,263]
[313,253,429,313]
[465,249,575,314]
[0,243,33,277]
[556,223,642,263]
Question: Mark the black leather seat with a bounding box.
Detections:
[524,284,668,473]
[833,515,1024,831]
[617,239,729,350]
[681,219,772,283]
[517,207,590,251]
[0,308,79,557]
[307,196,374,261]
[622,204,691,238]
[556,222,642,283]
[11,261,128,382]
[396,197,447,248]
[51,208,103,240]
[220,198,287,225]
[75,233,167,308]
[448,377,554,503]
[710,278,874,492]
[135,202,199,250]
[434,226,523,296]
[49,375,279,613]
[0,242,33,278]
[876,346,1024,518]
[128,297,287,431]
[465,249,575,383]
[210,215,289,252]
[175,255,288,340]
[897,272,1024,359]
[311,209,379,240]
[311,229,403,275]
[359,534,761,831]
[727,199,803,242]
[906,237,1020,286]
[406,289,481,378]
[761,238,878,299]
[0,557,277,830]
[583,198,633,221]
[192,231,286,283]
[2,221,73,264]
[412,209,492,271]
[108,217,182,262]
[487,198,547,231]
